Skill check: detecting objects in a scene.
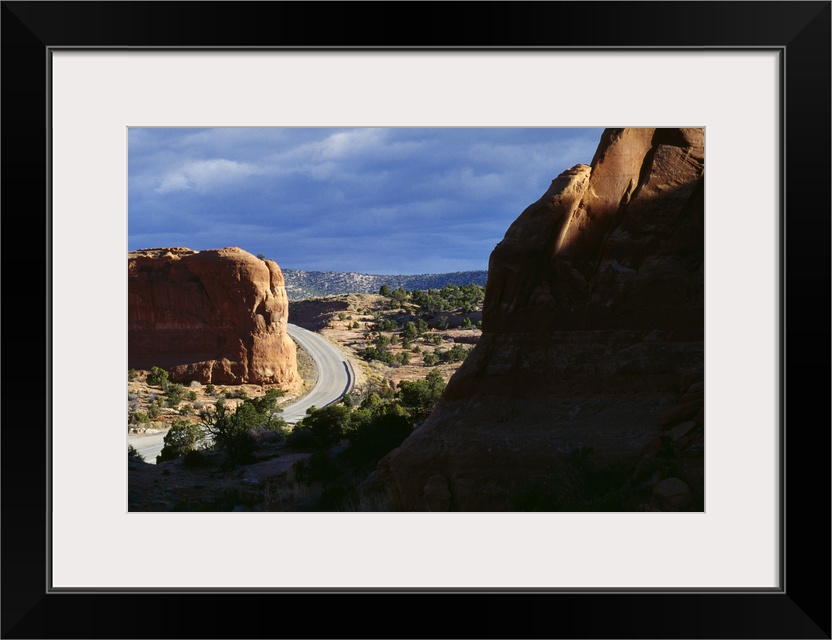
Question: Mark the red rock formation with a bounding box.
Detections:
[128,247,302,390]
[364,128,704,511]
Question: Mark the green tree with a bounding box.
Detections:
[397,369,446,423]
[199,400,257,467]
[379,318,397,331]
[402,321,418,341]
[146,366,170,389]
[249,388,286,431]
[290,404,352,450]
[147,400,162,419]
[165,383,185,407]
[156,419,203,463]
[346,409,412,464]
[440,343,470,363]
[128,444,145,461]
[379,284,392,297]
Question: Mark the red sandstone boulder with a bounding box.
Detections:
[363,128,705,511]
[128,247,302,390]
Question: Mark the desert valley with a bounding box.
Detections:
[128,127,704,512]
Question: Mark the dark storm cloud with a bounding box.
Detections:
[128,127,604,274]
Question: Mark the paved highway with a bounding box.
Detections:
[127,323,354,464]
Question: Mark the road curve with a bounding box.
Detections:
[128,323,354,464]
[283,323,353,423]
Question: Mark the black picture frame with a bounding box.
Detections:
[2,2,829,638]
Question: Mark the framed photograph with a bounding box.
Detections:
[3,2,829,638]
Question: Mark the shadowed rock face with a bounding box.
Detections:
[364,128,705,511]
[128,246,302,390]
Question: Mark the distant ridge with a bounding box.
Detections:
[282,269,488,301]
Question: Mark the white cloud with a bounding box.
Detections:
[154,158,263,194]
[320,128,386,159]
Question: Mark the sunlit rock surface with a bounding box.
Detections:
[363,128,705,511]
[128,246,302,391]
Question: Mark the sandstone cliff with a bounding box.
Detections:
[128,247,302,391]
[364,128,705,511]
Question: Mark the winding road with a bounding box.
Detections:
[127,323,354,464]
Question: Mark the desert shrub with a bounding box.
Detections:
[345,410,412,465]
[186,390,198,402]
[200,401,257,467]
[364,334,397,364]
[401,321,418,341]
[397,352,411,365]
[436,316,449,330]
[440,343,470,363]
[179,404,195,416]
[422,352,438,366]
[128,368,138,381]
[285,426,318,451]
[189,380,201,388]
[132,411,149,424]
[165,383,185,407]
[378,318,397,332]
[397,369,446,423]
[147,401,162,419]
[205,383,216,396]
[146,366,170,389]
[461,317,473,329]
[250,389,287,431]
[127,392,138,402]
[156,420,203,463]
[199,392,284,467]
[182,449,208,469]
[128,444,145,461]
[290,404,352,450]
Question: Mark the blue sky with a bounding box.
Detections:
[128,127,604,275]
